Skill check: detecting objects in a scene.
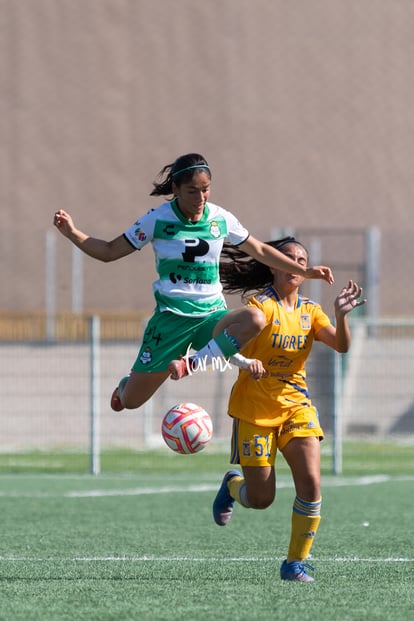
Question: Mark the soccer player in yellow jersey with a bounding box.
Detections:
[212,237,366,582]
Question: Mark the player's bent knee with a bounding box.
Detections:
[245,307,266,333]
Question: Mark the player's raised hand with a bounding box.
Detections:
[335,280,367,316]
[53,209,76,238]
[305,265,334,284]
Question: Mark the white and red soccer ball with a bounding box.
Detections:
[161,402,213,454]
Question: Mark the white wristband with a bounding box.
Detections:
[229,353,256,370]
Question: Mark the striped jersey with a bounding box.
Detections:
[123,199,249,316]
[228,285,332,426]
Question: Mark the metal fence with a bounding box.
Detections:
[0,314,238,471]
[1,315,413,474]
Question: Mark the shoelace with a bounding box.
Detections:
[297,561,314,574]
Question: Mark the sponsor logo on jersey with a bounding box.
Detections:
[280,424,303,435]
[183,277,212,285]
[169,271,212,285]
[134,228,147,242]
[169,272,182,284]
[180,264,209,272]
[268,355,292,368]
[162,223,176,236]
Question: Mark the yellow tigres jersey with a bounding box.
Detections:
[228,285,332,426]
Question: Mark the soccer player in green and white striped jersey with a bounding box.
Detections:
[54,153,333,412]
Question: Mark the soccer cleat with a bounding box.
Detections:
[110,386,124,412]
[168,357,193,380]
[110,376,129,412]
[280,560,315,583]
[212,469,241,526]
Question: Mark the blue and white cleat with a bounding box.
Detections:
[280,560,315,582]
[212,470,241,526]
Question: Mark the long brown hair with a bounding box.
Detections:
[219,237,309,297]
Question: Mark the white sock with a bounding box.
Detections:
[191,339,225,367]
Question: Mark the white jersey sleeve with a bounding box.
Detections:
[221,208,249,246]
[123,208,158,250]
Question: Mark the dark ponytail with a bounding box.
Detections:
[219,237,308,297]
[150,153,211,197]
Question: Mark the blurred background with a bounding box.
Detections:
[1,0,414,472]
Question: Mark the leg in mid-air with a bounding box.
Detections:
[212,465,275,526]
[169,307,266,379]
[110,370,170,411]
[212,418,276,526]
[112,308,228,411]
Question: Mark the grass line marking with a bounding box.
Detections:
[1,474,413,498]
[0,555,412,563]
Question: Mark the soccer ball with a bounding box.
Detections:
[161,402,213,455]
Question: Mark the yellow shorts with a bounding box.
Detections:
[230,410,324,467]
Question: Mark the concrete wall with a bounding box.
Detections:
[2,1,414,317]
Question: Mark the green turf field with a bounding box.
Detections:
[0,443,413,621]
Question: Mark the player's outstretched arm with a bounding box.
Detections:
[53,209,135,262]
[304,265,334,284]
[239,236,334,284]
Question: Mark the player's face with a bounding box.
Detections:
[271,243,308,290]
[172,172,211,222]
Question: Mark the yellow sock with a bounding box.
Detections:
[287,496,322,562]
[228,476,251,508]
